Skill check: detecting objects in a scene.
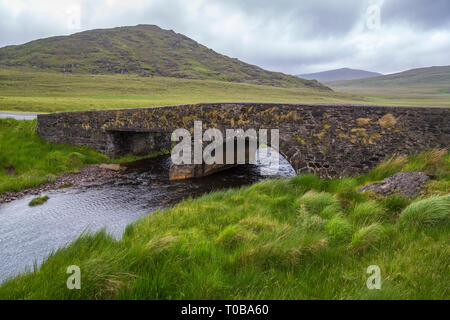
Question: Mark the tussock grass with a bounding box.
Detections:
[358,149,449,189]
[327,177,365,206]
[325,216,353,244]
[402,149,448,177]
[350,223,389,253]
[361,156,408,182]
[351,201,384,225]
[290,174,324,194]
[379,195,411,218]
[398,195,450,229]
[0,150,448,299]
[296,191,341,219]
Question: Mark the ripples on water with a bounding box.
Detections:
[0,149,295,283]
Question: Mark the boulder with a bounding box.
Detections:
[359,172,429,196]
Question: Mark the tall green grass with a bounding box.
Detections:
[398,195,450,228]
[0,150,448,299]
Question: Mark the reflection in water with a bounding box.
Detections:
[0,149,295,283]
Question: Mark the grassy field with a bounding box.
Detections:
[1,67,448,114]
[0,119,159,194]
[0,150,448,299]
[326,84,450,107]
[0,67,383,113]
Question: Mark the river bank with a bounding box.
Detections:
[0,118,163,196]
[0,152,295,284]
[0,164,123,203]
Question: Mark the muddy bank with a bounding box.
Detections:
[0,164,123,204]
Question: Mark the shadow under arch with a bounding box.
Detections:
[169,134,296,180]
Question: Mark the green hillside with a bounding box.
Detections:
[0,25,327,90]
[326,66,450,106]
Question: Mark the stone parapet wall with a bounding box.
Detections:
[37,103,450,178]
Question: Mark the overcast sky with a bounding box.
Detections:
[0,0,449,75]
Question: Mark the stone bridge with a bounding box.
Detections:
[37,103,449,179]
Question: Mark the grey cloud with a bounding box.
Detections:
[0,0,448,75]
[221,0,368,38]
[382,0,450,30]
[0,4,57,47]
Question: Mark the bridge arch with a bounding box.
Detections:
[168,132,288,180]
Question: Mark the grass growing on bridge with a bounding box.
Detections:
[0,150,448,299]
[0,119,157,194]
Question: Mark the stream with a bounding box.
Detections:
[0,150,295,284]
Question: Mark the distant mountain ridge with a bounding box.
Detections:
[298,68,382,81]
[326,66,450,89]
[0,24,329,90]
